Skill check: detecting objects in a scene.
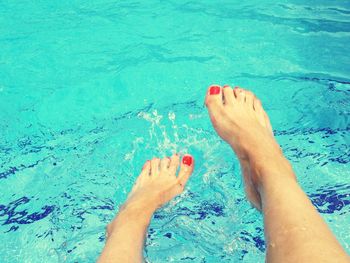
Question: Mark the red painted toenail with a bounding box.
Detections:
[223,85,230,88]
[182,156,193,166]
[234,86,240,89]
[209,85,220,95]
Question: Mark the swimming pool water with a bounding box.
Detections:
[0,0,349,262]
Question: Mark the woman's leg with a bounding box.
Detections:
[98,154,194,263]
[205,84,349,262]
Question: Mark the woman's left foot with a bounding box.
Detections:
[107,154,194,236]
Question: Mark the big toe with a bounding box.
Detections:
[177,155,194,188]
[205,85,223,109]
[205,85,224,125]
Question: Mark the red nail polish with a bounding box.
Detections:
[209,85,220,95]
[223,85,230,88]
[182,156,193,166]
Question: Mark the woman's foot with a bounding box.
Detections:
[107,154,194,236]
[205,85,293,210]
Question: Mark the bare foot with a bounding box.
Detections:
[205,85,293,210]
[107,154,194,236]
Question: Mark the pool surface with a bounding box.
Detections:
[0,0,349,262]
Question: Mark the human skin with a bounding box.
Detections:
[98,85,349,263]
[98,154,194,263]
[205,84,349,263]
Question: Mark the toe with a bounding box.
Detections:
[253,97,263,113]
[177,154,194,187]
[245,90,254,106]
[135,160,151,185]
[169,154,180,174]
[253,97,267,125]
[223,85,235,106]
[263,111,274,134]
[141,160,151,175]
[253,97,273,134]
[234,87,245,102]
[150,158,160,176]
[205,85,224,126]
[160,157,170,171]
[205,84,223,109]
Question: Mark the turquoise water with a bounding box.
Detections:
[0,0,349,262]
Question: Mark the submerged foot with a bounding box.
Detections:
[205,85,292,210]
[107,154,194,236]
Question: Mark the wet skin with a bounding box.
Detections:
[98,85,349,263]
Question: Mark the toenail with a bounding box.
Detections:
[182,155,193,166]
[209,85,220,95]
[223,85,230,88]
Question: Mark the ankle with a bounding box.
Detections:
[250,155,296,192]
[108,201,156,235]
[121,195,158,216]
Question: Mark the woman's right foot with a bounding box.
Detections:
[205,85,294,210]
